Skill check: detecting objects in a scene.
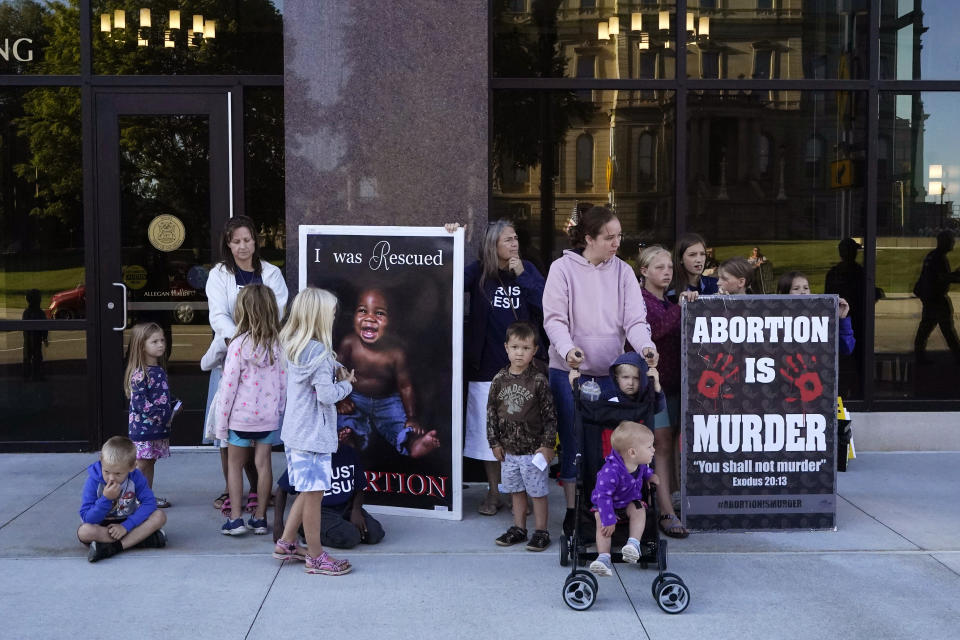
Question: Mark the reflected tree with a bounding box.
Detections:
[492,0,595,261]
[4,0,283,251]
[3,2,81,251]
[244,88,284,260]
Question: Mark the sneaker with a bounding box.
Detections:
[589,555,613,577]
[304,551,352,576]
[246,517,269,535]
[87,540,121,563]
[620,540,641,564]
[525,529,551,552]
[495,525,528,547]
[136,528,167,549]
[221,517,247,536]
[273,538,308,560]
[155,497,171,508]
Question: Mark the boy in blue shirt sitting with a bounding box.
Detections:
[78,436,167,563]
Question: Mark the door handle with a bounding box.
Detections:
[111,282,128,331]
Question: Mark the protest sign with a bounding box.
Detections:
[299,226,464,520]
[680,295,838,531]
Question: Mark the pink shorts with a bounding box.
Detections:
[135,438,171,460]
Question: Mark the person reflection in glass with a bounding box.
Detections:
[22,289,48,381]
[913,230,960,364]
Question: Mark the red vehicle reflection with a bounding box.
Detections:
[47,284,86,319]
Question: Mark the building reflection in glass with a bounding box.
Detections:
[492,88,675,270]
[494,0,868,80]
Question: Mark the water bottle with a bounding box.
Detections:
[580,378,601,402]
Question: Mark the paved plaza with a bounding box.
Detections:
[1,450,958,639]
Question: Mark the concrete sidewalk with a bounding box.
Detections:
[1,451,958,639]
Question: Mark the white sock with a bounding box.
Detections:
[627,537,641,549]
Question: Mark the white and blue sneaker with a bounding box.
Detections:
[621,539,641,564]
[589,554,613,577]
[221,517,247,536]
[246,517,268,535]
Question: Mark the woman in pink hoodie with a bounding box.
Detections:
[542,206,657,534]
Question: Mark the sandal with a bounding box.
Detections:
[477,493,502,516]
[273,538,308,560]
[244,492,259,514]
[659,513,689,539]
[305,551,352,575]
[212,492,229,510]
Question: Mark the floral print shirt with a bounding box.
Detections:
[128,365,174,442]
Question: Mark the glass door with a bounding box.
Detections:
[95,91,230,445]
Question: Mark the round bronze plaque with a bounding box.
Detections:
[147,214,186,252]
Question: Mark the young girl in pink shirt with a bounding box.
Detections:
[215,284,286,536]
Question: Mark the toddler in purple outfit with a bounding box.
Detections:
[588,421,659,577]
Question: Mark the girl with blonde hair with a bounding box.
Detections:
[636,245,695,538]
[275,288,355,575]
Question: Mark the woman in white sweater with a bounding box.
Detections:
[203,216,288,513]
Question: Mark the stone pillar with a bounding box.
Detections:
[283,1,488,282]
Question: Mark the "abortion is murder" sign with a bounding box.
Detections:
[680,295,838,531]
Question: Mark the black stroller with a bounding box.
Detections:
[559,376,691,613]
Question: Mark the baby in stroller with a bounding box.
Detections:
[588,421,658,576]
[568,352,665,571]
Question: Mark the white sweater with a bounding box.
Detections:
[201,260,288,370]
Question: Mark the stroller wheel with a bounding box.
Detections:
[657,537,668,572]
[559,533,570,567]
[563,571,598,611]
[651,572,684,600]
[655,577,690,614]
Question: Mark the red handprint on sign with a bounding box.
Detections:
[697,353,739,400]
[780,354,824,403]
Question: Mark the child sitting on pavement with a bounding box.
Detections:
[589,421,659,577]
[77,436,167,563]
[273,426,384,550]
[488,321,557,552]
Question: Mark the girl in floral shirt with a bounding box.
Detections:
[125,322,179,508]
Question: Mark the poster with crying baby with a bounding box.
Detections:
[299,226,464,520]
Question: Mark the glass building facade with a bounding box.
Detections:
[0,1,283,449]
[3,0,960,450]
[491,0,960,415]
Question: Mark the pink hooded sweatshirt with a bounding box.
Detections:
[214,333,286,440]
[543,250,654,376]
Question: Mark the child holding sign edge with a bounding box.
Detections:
[777,271,855,356]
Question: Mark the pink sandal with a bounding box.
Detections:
[244,492,258,513]
[273,539,308,560]
[305,551,352,575]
